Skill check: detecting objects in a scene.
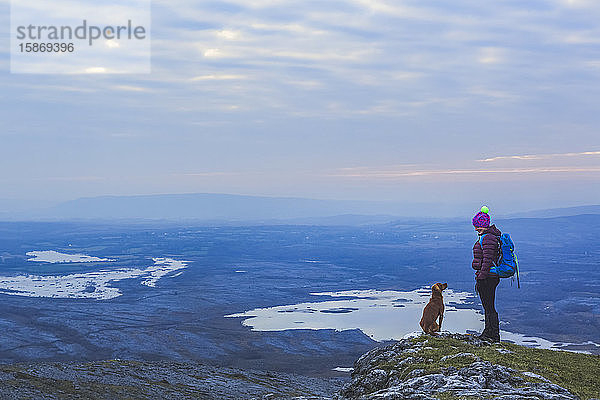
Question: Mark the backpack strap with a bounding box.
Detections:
[478,233,500,267]
[478,233,488,246]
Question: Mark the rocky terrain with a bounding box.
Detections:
[0,334,598,399]
[0,360,346,399]
[337,334,600,400]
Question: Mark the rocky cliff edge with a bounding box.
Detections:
[337,333,599,400]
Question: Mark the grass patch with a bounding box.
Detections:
[434,392,482,400]
[378,335,600,400]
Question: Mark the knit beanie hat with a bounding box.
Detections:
[472,206,490,228]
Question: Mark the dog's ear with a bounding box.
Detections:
[432,283,440,293]
[442,283,448,290]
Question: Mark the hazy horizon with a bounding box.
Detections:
[1,191,599,221]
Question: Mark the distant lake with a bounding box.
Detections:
[226,288,599,353]
[227,288,480,341]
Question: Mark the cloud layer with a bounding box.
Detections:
[1,0,599,210]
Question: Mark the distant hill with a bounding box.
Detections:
[3,193,599,223]
[504,205,600,219]
[4,193,449,222]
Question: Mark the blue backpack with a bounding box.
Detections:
[478,233,521,288]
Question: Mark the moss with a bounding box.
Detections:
[434,392,482,400]
[377,360,403,372]
[0,373,150,399]
[379,336,600,400]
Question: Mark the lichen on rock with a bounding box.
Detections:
[337,333,597,400]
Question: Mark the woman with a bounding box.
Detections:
[472,206,501,342]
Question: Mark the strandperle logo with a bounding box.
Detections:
[15,20,147,46]
[11,0,151,74]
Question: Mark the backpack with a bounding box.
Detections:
[478,233,520,288]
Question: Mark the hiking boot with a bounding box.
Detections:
[478,334,500,343]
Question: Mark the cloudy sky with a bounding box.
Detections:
[1,0,599,214]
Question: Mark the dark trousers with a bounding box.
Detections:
[476,277,500,339]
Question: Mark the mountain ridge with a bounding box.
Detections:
[503,204,600,219]
[2,192,599,223]
[0,193,455,222]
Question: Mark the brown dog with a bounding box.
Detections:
[420,282,448,335]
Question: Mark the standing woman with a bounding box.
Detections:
[472,206,502,342]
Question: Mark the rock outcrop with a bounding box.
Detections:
[337,334,599,400]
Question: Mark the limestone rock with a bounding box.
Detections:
[337,334,580,400]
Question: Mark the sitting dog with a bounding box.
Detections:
[419,282,448,335]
